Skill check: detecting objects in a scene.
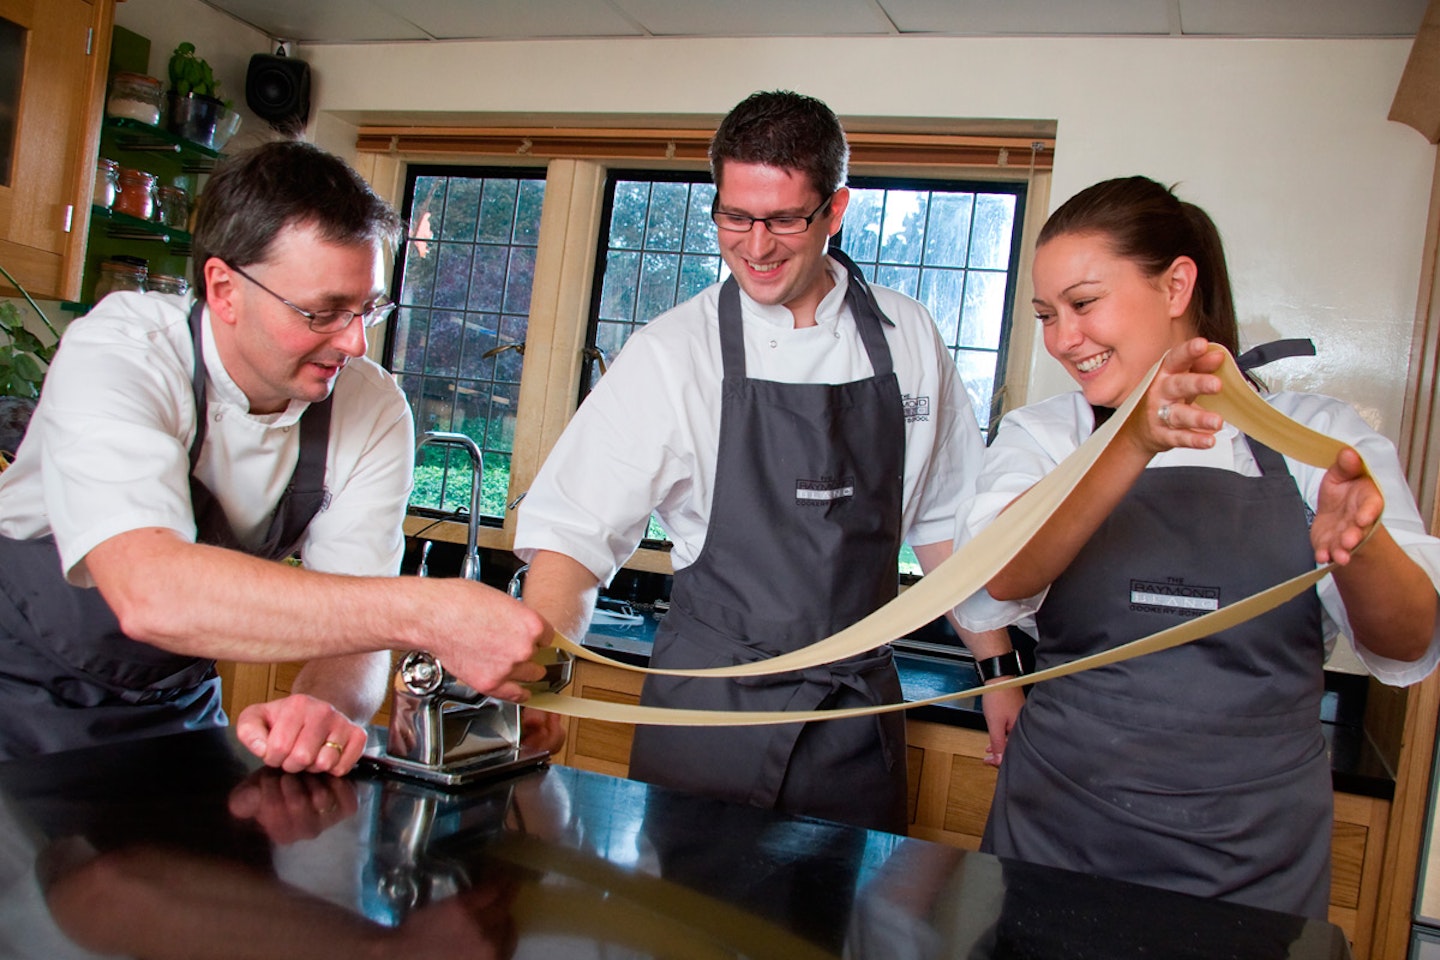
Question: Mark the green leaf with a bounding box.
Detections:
[168,42,220,97]
[13,352,43,383]
[10,329,41,354]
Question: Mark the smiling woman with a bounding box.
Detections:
[957,174,1440,921]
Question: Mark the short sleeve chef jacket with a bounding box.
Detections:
[514,258,984,585]
[0,292,414,584]
[954,390,1440,686]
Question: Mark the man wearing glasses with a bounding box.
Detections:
[0,141,550,769]
[516,91,1018,833]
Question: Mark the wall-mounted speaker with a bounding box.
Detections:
[245,52,311,132]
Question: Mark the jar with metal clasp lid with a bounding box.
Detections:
[147,273,189,297]
[106,72,163,126]
[93,257,148,302]
[156,185,191,230]
[94,158,119,210]
[113,167,158,221]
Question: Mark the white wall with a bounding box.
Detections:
[295,34,1434,443]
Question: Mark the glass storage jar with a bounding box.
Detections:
[156,185,190,230]
[106,72,163,126]
[93,158,118,210]
[93,258,148,301]
[113,167,158,220]
[147,273,189,297]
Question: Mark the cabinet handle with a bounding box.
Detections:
[62,205,73,233]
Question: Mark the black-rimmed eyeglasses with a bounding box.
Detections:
[710,193,834,236]
[227,262,396,334]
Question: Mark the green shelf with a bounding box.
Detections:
[102,115,222,172]
[90,205,192,251]
[82,117,220,305]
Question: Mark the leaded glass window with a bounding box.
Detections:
[385,167,546,522]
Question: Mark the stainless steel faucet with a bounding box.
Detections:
[508,563,529,599]
[365,438,572,788]
[414,430,483,582]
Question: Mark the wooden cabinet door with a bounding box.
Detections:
[0,0,112,300]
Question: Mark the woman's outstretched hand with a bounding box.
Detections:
[1126,338,1226,456]
[1312,445,1383,566]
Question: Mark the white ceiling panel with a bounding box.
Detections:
[611,0,896,37]
[199,0,431,42]
[880,0,1178,36]
[374,0,647,40]
[1178,0,1428,37]
[199,0,1430,43]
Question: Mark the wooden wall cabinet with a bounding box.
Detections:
[0,0,112,300]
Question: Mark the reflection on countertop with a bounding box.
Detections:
[0,729,1353,960]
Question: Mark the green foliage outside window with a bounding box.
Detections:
[411,457,512,518]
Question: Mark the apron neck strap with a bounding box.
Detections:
[187,299,210,473]
[717,250,897,379]
[184,297,334,560]
[1237,338,1315,371]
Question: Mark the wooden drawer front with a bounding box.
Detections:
[943,755,999,838]
[1327,791,1390,959]
[1331,820,1368,911]
[272,661,303,695]
[905,719,994,850]
[568,686,640,772]
[557,660,645,777]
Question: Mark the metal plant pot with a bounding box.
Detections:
[165,91,225,148]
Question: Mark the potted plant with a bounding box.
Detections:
[165,42,227,148]
[0,265,60,463]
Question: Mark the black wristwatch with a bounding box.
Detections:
[977,650,1024,682]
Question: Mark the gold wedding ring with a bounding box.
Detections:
[323,740,345,752]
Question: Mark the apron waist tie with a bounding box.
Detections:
[739,649,901,774]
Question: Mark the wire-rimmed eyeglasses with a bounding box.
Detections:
[710,193,835,236]
[227,262,396,334]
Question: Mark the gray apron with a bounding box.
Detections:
[0,300,333,759]
[628,250,910,834]
[982,430,1333,918]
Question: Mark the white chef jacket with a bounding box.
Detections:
[0,291,414,585]
[955,390,1440,686]
[514,257,985,585]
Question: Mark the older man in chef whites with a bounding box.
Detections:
[0,140,551,771]
[515,91,1020,833]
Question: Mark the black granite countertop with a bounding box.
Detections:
[579,611,1395,801]
[0,729,1353,959]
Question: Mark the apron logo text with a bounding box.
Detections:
[1129,578,1220,617]
[902,394,931,422]
[795,476,856,505]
